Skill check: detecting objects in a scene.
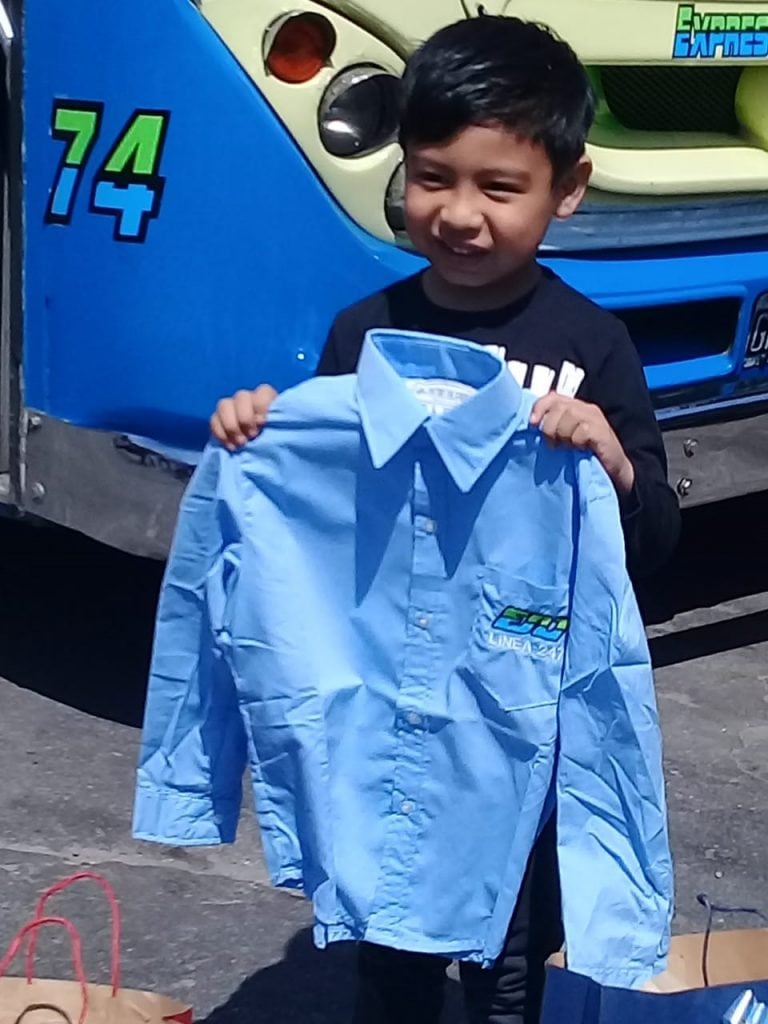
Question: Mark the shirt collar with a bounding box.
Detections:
[355,328,525,493]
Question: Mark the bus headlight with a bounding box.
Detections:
[385,160,407,237]
[319,66,400,157]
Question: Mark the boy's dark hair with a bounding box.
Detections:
[399,16,595,181]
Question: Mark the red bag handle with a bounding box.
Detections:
[0,917,89,1024]
[27,871,121,995]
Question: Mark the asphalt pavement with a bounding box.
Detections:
[1,491,767,1021]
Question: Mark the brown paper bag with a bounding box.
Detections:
[550,928,768,992]
[646,928,768,993]
[0,872,192,1024]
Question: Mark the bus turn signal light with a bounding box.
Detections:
[265,14,336,84]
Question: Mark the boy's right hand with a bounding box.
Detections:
[210,384,278,451]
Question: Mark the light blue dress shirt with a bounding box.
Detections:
[134,330,673,986]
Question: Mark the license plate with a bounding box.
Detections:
[743,292,768,370]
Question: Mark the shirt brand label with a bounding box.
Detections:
[405,378,477,416]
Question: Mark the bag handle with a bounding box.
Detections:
[696,893,768,987]
[0,917,88,1024]
[27,871,121,996]
[14,1006,73,1024]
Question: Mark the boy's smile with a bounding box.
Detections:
[403,124,590,310]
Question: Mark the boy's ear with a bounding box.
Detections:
[553,155,592,220]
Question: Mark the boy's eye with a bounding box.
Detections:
[484,181,523,196]
[415,171,447,187]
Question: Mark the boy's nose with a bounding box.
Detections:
[437,192,484,234]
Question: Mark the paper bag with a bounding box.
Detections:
[543,930,768,1023]
[0,872,192,1024]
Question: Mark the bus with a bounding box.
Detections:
[2,0,768,557]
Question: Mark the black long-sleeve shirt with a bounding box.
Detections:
[316,268,680,577]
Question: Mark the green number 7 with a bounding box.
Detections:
[45,100,103,225]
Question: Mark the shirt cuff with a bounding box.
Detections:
[132,780,240,846]
[564,953,668,990]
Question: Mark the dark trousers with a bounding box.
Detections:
[352,817,563,1024]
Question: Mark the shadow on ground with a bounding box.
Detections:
[649,607,768,668]
[199,928,464,1024]
[0,514,163,727]
[637,489,768,625]
[200,931,357,1024]
[2,487,768,725]
[637,490,768,665]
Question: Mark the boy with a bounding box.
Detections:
[210,16,680,1024]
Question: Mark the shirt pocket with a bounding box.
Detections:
[461,568,570,712]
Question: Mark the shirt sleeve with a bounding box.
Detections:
[132,444,248,846]
[556,454,674,988]
[590,324,681,577]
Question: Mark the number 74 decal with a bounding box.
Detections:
[45,100,170,243]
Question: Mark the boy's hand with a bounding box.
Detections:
[530,393,635,494]
[210,384,278,451]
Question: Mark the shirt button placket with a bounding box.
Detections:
[370,458,445,931]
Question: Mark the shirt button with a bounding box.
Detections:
[400,800,416,815]
[423,518,437,535]
[405,711,423,728]
[416,614,430,630]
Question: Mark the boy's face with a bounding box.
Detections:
[404,124,590,304]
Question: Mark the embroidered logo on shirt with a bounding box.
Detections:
[488,606,568,659]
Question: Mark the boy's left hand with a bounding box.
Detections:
[530,393,635,495]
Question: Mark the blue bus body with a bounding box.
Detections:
[5,0,768,553]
